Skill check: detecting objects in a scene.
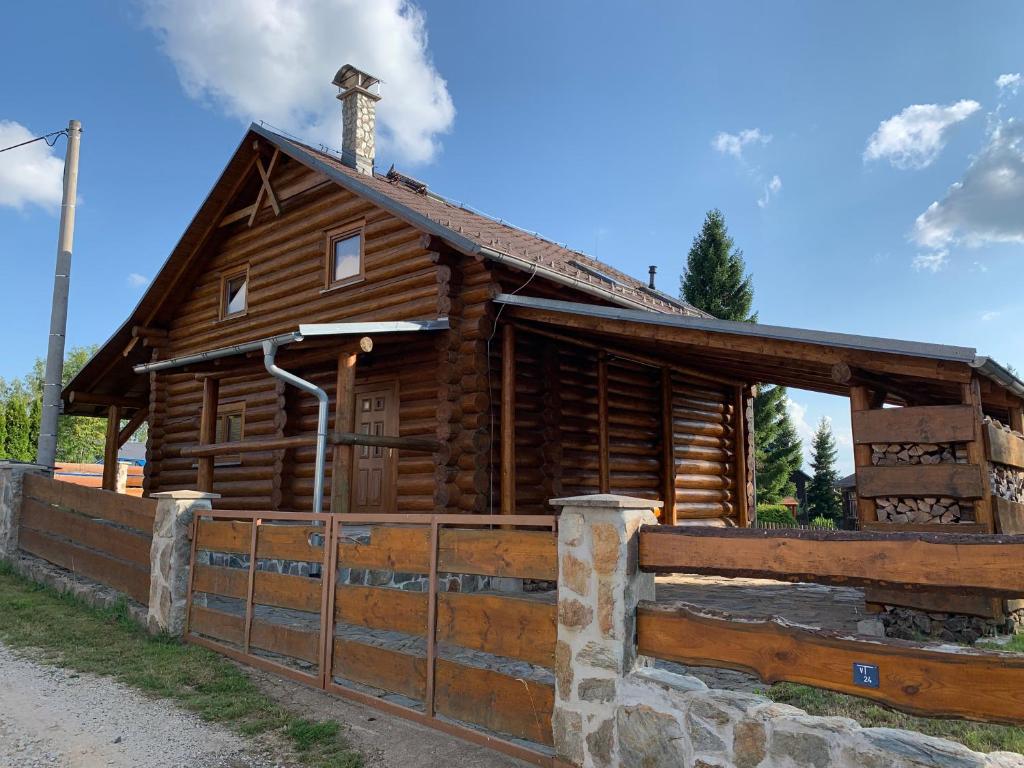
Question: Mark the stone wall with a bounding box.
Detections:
[550,493,1024,768]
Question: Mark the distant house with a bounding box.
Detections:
[836,473,858,529]
[789,469,811,521]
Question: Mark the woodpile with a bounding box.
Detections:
[991,464,1024,503]
[870,442,967,466]
[874,495,969,524]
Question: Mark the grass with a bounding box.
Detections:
[0,562,361,768]
[765,682,1024,754]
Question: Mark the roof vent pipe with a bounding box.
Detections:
[648,265,657,289]
[263,339,329,513]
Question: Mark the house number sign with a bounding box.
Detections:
[853,663,880,689]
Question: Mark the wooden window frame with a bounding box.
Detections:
[219,265,250,321]
[323,220,366,292]
[214,401,245,467]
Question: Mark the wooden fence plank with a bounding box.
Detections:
[331,638,426,700]
[336,526,557,580]
[23,473,156,532]
[195,520,251,554]
[434,660,554,746]
[257,524,324,562]
[335,584,427,636]
[638,526,1024,596]
[192,565,322,612]
[985,422,1024,470]
[190,605,320,663]
[852,405,976,445]
[18,528,150,604]
[437,593,557,668]
[638,601,1024,725]
[192,564,247,599]
[857,465,985,499]
[20,498,151,567]
[862,586,1001,619]
[995,497,1024,535]
[438,529,557,581]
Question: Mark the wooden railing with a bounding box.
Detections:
[637,525,1024,725]
[185,511,559,766]
[18,474,156,604]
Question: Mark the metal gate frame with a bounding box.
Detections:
[185,510,568,767]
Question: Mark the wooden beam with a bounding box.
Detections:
[849,385,877,525]
[638,525,1024,596]
[67,391,146,410]
[101,405,121,491]
[597,350,610,494]
[183,435,317,457]
[331,432,441,453]
[1009,405,1024,434]
[248,147,281,226]
[500,324,516,516]
[732,384,749,528]
[851,404,976,445]
[964,377,996,533]
[330,352,357,515]
[994,497,1024,535]
[856,464,985,499]
[197,377,219,493]
[984,421,1024,470]
[637,601,1024,726]
[117,407,148,447]
[660,368,677,525]
[131,325,168,340]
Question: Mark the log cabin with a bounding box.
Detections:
[64,66,1024,550]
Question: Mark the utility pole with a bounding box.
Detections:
[36,119,82,471]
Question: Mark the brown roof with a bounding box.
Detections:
[266,127,703,317]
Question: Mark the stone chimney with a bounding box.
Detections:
[332,65,381,175]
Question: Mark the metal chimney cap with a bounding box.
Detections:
[332,65,381,92]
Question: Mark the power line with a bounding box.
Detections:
[0,128,69,154]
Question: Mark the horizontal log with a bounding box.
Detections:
[852,405,976,445]
[638,601,1024,725]
[985,422,1024,470]
[188,605,320,663]
[857,465,985,499]
[183,435,316,457]
[638,525,1024,596]
[862,586,1001,619]
[20,498,151,567]
[330,432,442,453]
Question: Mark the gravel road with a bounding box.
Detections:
[0,644,282,768]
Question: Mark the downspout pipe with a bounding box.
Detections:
[262,339,329,514]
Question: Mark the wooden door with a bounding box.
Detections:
[352,381,398,513]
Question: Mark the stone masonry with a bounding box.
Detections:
[147,490,218,635]
[551,493,1024,768]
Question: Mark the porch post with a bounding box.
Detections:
[101,405,121,491]
[660,368,676,525]
[732,384,749,527]
[597,352,610,494]
[500,324,516,516]
[849,384,876,525]
[330,351,358,514]
[197,377,219,493]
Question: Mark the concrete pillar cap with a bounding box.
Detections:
[549,493,663,510]
[150,490,221,500]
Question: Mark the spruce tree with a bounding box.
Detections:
[807,417,841,521]
[680,209,755,322]
[756,387,803,503]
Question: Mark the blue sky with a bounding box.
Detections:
[2,1,1023,475]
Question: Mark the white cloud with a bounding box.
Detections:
[0,120,64,211]
[127,273,150,288]
[141,0,455,164]
[996,73,1021,94]
[981,310,1001,322]
[757,175,782,208]
[913,119,1024,249]
[711,128,771,159]
[912,250,948,272]
[864,100,981,169]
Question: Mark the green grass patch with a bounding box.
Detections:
[0,563,360,768]
[766,682,1024,754]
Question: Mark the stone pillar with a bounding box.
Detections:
[0,462,47,559]
[147,490,218,636]
[115,463,129,494]
[549,493,661,768]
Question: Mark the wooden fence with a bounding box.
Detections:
[637,525,1024,725]
[18,474,156,604]
[185,511,559,765]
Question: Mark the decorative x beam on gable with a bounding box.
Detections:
[248,144,281,227]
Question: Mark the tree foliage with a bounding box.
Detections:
[807,417,842,521]
[680,209,756,322]
[753,384,803,504]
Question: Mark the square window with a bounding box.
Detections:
[223,273,248,317]
[333,234,361,282]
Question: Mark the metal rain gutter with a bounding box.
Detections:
[262,339,329,514]
[972,356,1024,400]
[132,332,302,374]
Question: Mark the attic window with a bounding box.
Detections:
[325,222,365,289]
[220,268,249,319]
